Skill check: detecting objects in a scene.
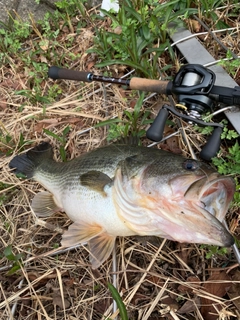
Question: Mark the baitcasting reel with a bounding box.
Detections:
[48,64,240,161]
[147,64,222,160]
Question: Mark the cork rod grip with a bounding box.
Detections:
[129,77,169,94]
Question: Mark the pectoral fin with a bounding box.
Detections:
[31,191,61,217]
[80,170,112,196]
[89,232,116,269]
[61,221,104,247]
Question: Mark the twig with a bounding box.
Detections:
[112,244,118,320]
[193,14,238,59]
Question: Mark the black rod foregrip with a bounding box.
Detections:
[48,66,91,82]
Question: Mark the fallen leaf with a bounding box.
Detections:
[159,126,181,154]
[34,118,59,132]
[114,25,122,34]
[52,292,71,309]
[40,55,48,63]
[177,296,200,314]
[227,269,240,312]
[178,276,201,293]
[161,295,179,311]
[86,60,95,70]
[200,271,232,320]
[39,39,49,51]
[0,99,7,110]
[129,99,137,109]
[1,79,22,90]
[189,19,201,32]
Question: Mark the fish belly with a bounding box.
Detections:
[60,186,136,237]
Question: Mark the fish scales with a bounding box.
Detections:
[9,141,236,269]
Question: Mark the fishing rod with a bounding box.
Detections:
[48,64,240,161]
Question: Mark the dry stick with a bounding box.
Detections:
[168,27,237,50]
[112,243,118,319]
[124,239,166,306]
[105,240,167,319]
[0,282,13,320]
[10,278,25,319]
[0,269,54,309]
[56,268,67,320]
[193,14,238,59]
[142,280,170,320]
[9,249,32,319]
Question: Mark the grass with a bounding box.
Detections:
[0,0,240,319]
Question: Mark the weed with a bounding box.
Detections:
[212,139,240,233]
[212,141,240,176]
[219,50,240,79]
[95,92,152,141]
[221,126,239,140]
[88,0,197,77]
[43,126,71,161]
[0,123,12,143]
[55,0,87,17]
[0,182,12,205]
[200,244,228,259]
[0,19,31,56]
[108,283,128,320]
[2,245,24,275]
[196,0,239,28]
[195,119,239,141]
[17,133,33,152]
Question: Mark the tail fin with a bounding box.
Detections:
[9,142,53,179]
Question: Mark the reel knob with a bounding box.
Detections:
[146,107,169,142]
[200,126,222,161]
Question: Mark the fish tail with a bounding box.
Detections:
[9,142,53,178]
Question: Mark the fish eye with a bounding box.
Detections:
[182,159,199,171]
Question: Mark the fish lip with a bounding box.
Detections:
[221,228,235,247]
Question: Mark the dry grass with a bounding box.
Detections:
[0,3,240,320]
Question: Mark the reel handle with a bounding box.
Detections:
[200,126,223,161]
[146,107,169,141]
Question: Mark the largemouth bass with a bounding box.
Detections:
[9,142,235,268]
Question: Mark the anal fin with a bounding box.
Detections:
[89,233,116,269]
[61,221,104,247]
[31,191,61,217]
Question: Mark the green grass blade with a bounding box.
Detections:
[108,283,129,320]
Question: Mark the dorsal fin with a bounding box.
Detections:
[113,135,140,146]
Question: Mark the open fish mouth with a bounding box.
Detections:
[199,177,235,221]
[180,173,235,247]
[184,174,235,222]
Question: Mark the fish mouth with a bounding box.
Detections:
[185,174,235,221]
[183,173,235,246]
